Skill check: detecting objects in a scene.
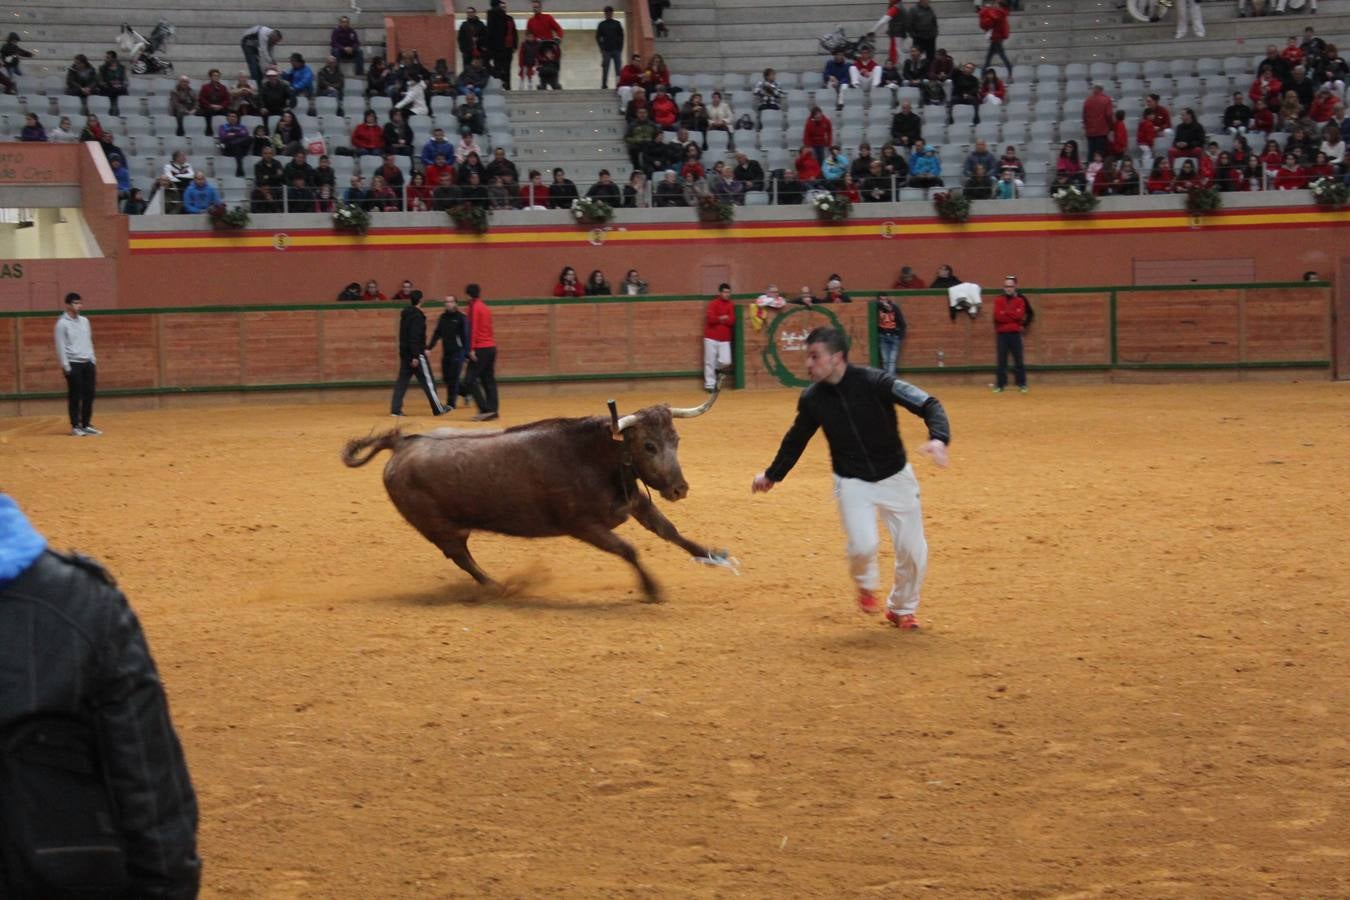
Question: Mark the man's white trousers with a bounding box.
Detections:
[833,464,927,615]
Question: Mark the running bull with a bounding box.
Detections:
[341,386,734,601]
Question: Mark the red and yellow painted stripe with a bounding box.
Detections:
[127,205,1350,254]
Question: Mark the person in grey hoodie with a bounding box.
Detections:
[907,0,939,63]
[54,292,99,436]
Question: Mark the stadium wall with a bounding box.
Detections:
[0,283,1331,414]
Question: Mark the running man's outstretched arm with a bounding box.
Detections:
[752,400,820,492]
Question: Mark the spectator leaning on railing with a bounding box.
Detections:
[181,172,221,214]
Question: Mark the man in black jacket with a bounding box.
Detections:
[595,6,625,89]
[752,327,950,630]
[585,168,623,204]
[485,0,519,89]
[457,6,487,67]
[426,294,468,409]
[0,495,200,899]
[390,291,446,416]
[733,152,765,192]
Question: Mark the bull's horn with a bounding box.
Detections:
[615,413,640,432]
[670,377,722,419]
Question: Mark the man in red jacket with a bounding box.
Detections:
[992,274,1028,393]
[978,0,1012,82]
[703,283,735,392]
[1081,84,1114,163]
[526,1,563,41]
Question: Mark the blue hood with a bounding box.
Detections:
[0,494,47,586]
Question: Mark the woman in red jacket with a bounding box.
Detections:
[1271,154,1307,190]
[650,87,679,129]
[978,0,1013,81]
[553,266,583,297]
[979,68,1005,106]
[795,145,823,186]
[351,110,385,156]
[802,106,833,163]
[1170,159,1202,193]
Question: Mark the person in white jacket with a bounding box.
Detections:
[395,71,429,117]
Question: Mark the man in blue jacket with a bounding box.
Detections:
[282,52,316,115]
[822,50,852,109]
[181,172,221,214]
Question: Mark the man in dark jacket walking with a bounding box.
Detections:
[0,494,201,899]
[426,294,468,409]
[752,327,950,630]
[458,7,488,67]
[390,290,446,416]
[485,0,519,89]
[907,0,939,64]
[595,6,625,89]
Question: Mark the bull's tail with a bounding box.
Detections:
[341,428,406,468]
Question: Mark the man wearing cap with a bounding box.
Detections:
[257,66,294,120]
[54,292,100,436]
[992,274,1029,393]
[241,24,283,85]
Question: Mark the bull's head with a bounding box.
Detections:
[611,384,720,502]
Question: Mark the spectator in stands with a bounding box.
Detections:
[351,111,385,156]
[1092,157,1120,195]
[283,151,316,187]
[396,70,429,118]
[385,110,416,157]
[167,76,199,138]
[622,171,649,207]
[930,48,955,84]
[1319,124,1344,166]
[66,54,98,114]
[707,90,734,138]
[231,71,257,116]
[517,29,542,88]
[1,32,33,79]
[428,59,456,98]
[681,93,710,146]
[1117,158,1141,195]
[343,175,370,208]
[822,146,850,184]
[1238,155,1264,190]
[850,47,883,97]
[626,107,662,173]
[19,113,46,142]
[459,7,487,70]
[453,128,481,165]
[823,50,852,109]
[374,154,404,192]
[654,169,687,206]
[406,172,434,210]
[755,68,784,111]
[1169,108,1205,161]
[1306,151,1335,182]
[996,144,1024,180]
[255,145,284,191]
[124,187,149,214]
[651,86,679,131]
[1211,151,1240,191]
[190,69,230,138]
[820,275,851,304]
[992,166,1021,198]
[1143,93,1173,137]
[978,0,1013,81]
[803,106,833,163]
[181,171,220,214]
[890,100,922,149]
[1056,139,1085,186]
[284,173,315,211]
[1287,126,1318,163]
[317,57,344,106]
[948,63,981,125]
[850,143,876,181]
[272,110,303,155]
[880,58,902,94]
[730,152,764,192]
[420,127,456,167]
[519,169,549,207]
[907,0,939,62]
[650,0,670,37]
[617,54,644,105]
[1308,86,1338,125]
[680,146,705,183]
[931,264,960,290]
[880,142,909,181]
[893,266,926,289]
[217,112,252,177]
[485,148,518,184]
[624,86,649,123]
[554,267,583,297]
[1271,152,1307,190]
[621,269,649,294]
[586,169,623,204]
[162,150,194,212]
[370,174,400,210]
[596,6,624,89]
[458,57,490,100]
[901,47,931,87]
[963,140,997,178]
[98,51,128,117]
[586,270,613,295]
[1084,150,1105,190]
[241,25,283,84]
[644,54,677,98]
[258,68,294,121]
[979,68,1005,106]
[964,163,994,199]
[457,150,486,185]
[1082,84,1114,161]
[1171,158,1203,192]
[549,168,579,208]
[49,116,77,142]
[366,56,393,98]
[1278,89,1303,128]
[1145,158,1172,194]
[456,94,486,135]
[97,130,125,167]
[311,154,336,192]
[332,16,364,75]
[712,161,747,204]
[426,153,456,188]
[314,184,335,212]
[795,145,823,188]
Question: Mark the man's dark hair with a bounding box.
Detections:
[806,326,849,359]
[466,283,481,298]
[64,292,81,305]
[409,290,423,305]
[718,282,731,291]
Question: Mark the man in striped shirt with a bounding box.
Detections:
[54,292,100,436]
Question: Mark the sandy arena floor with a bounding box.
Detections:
[2,381,1348,899]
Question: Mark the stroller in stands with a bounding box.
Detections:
[117,20,175,76]
[818,27,876,62]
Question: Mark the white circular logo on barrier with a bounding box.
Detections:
[273,233,289,251]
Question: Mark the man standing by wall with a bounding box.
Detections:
[54,292,99,437]
[876,293,906,375]
[464,283,500,421]
[992,274,1029,393]
[0,494,201,898]
[596,6,625,90]
[751,327,951,630]
[390,290,446,417]
[427,294,468,410]
[486,0,519,90]
[703,283,735,393]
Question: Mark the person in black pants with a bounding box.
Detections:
[486,0,519,90]
[390,291,446,416]
[53,292,100,436]
[992,274,1029,392]
[463,283,499,421]
[426,294,468,409]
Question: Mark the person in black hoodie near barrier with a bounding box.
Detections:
[486,0,519,89]
[752,327,950,631]
[390,290,446,416]
[426,294,469,410]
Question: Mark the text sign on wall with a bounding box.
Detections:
[0,263,24,279]
[0,146,78,184]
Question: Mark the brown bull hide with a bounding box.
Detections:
[342,405,723,602]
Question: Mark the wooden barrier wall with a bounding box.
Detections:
[0,284,1332,411]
